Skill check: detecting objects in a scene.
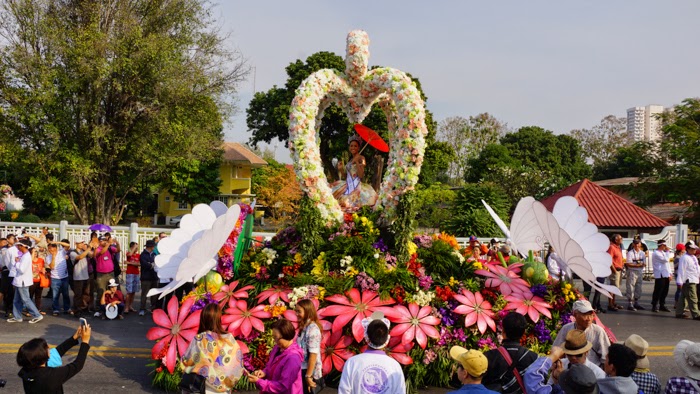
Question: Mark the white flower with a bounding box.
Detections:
[374,253,379,259]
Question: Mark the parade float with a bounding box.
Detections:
[147,31,618,392]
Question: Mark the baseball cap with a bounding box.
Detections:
[676,243,686,251]
[468,236,478,242]
[572,300,594,314]
[449,346,488,377]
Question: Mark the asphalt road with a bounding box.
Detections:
[0,280,696,393]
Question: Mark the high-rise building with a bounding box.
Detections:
[627,105,664,142]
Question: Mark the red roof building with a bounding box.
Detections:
[540,179,670,236]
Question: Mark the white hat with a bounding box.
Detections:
[108,279,118,288]
[105,304,119,320]
[674,340,700,380]
[572,300,594,314]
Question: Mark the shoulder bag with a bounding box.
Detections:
[497,346,526,394]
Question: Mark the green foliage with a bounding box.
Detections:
[390,191,417,264]
[592,141,663,180]
[414,183,457,230]
[418,141,455,185]
[166,157,224,207]
[373,265,416,299]
[149,361,182,392]
[18,214,41,223]
[0,0,248,224]
[296,197,326,261]
[418,239,467,281]
[444,182,511,237]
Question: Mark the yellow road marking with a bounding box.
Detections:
[0,349,151,358]
[0,343,152,358]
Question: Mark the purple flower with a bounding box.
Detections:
[243,353,255,372]
[190,292,216,313]
[560,312,573,325]
[372,239,389,253]
[418,275,433,290]
[423,349,437,364]
[355,272,379,292]
[533,320,551,342]
[413,234,433,249]
[477,337,496,350]
[438,306,456,327]
[453,328,468,343]
[531,284,548,298]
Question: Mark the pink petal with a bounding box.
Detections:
[407,303,419,317]
[421,324,440,339]
[180,328,198,342]
[464,312,478,328]
[325,293,353,306]
[146,327,171,341]
[351,314,366,343]
[421,316,440,326]
[390,323,412,338]
[178,298,195,325]
[181,310,202,330]
[251,317,265,333]
[151,334,172,359]
[402,325,417,344]
[453,305,472,315]
[414,327,428,349]
[176,335,190,357]
[152,309,172,328]
[240,318,253,338]
[476,315,488,334]
[237,340,249,354]
[392,353,413,365]
[331,310,357,334]
[416,306,432,319]
[322,304,354,317]
[166,296,179,325]
[166,336,178,373]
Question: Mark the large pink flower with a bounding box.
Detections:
[319,289,395,342]
[452,289,496,334]
[475,263,530,296]
[321,330,354,375]
[504,290,552,323]
[222,300,271,338]
[213,280,254,306]
[146,297,201,373]
[377,303,440,349]
[256,286,291,305]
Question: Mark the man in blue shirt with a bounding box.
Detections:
[449,346,498,393]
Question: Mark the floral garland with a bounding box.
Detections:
[288,30,427,224]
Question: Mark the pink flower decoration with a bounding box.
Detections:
[475,263,530,296]
[319,289,395,342]
[321,330,354,375]
[377,303,440,349]
[146,297,201,373]
[213,280,254,306]
[256,286,291,305]
[222,300,271,338]
[504,290,552,323]
[452,289,496,334]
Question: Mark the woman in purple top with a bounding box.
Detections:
[248,318,303,393]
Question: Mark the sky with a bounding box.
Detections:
[215,1,700,163]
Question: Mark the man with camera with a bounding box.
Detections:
[625,239,646,311]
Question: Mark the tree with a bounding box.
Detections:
[570,115,629,167]
[166,157,224,207]
[413,183,457,231]
[437,113,508,183]
[252,159,301,223]
[443,182,511,237]
[246,51,445,187]
[592,141,662,180]
[0,0,248,224]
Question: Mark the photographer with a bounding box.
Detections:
[625,239,646,311]
[17,322,91,393]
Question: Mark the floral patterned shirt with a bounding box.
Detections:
[182,331,243,392]
[297,322,322,379]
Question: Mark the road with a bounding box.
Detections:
[0,280,695,393]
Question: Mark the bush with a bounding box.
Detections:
[18,213,41,223]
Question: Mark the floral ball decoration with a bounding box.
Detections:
[288,30,428,224]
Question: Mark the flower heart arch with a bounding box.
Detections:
[288,30,428,224]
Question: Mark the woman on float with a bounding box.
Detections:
[330,134,378,208]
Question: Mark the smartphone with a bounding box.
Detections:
[79,318,87,327]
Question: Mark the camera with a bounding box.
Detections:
[0,378,6,388]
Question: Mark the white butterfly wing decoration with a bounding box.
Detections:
[148,203,241,299]
[532,197,621,298]
[482,197,544,255]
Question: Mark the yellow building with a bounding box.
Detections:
[157,142,267,224]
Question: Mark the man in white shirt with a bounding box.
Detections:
[675,243,700,320]
[553,300,610,367]
[651,240,672,312]
[7,240,42,323]
[338,312,406,394]
[1,235,19,318]
[625,239,646,311]
[46,243,71,316]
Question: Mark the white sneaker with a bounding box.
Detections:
[94,312,101,317]
[29,316,43,324]
[7,318,22,323]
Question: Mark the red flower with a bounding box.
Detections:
[435,286,455,302]
[319,289,395,342]
[222,300,271,338]
[407,253,424,276]
[377,303,440,349]
[452,289,496,335]
[146,297,201,373]
[321,329,354,374]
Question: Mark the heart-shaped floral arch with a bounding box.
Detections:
[288,30,428,224]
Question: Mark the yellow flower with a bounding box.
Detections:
[448,277,459,287]
[344,267,359,277]
[294,253,303,265]
[472,261,483,270]
[407,241,417,255]
[318,287,326,300]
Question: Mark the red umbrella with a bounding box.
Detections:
[353,124,389,153]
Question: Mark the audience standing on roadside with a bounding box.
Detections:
[2,234,18,318]
[249,318,303,393]
[626,239,646,311]
[552,300,609,367]
[667,340,700,393]
[295,299,324,394]
[27,247,46,315]
[124,242,140,314]
[139,239,158,316]
[481,312,537,393]
[676,242,700,320]
[46,243,70,316]
[8,240,43,324]
[651,239,672,312]
[17,322,91,393]
[93,236,117,318]
[607,234,624,312]
[624,334,661,394]
[70,241,91,318]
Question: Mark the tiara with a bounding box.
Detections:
[348,134,363,145]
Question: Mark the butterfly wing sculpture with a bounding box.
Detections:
[482,197,545,255]
[532,196,622,298]
[148,203,241,299]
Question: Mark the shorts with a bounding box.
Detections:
[125,274,141,293]
[609,270,621,288]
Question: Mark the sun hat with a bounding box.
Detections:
[105,304,119,320]
[562,330,593,355]
[674,340,700,380]
[559,363,599,394]
[572,300,594,314]
[622,334,650,370]
[449,346,488,377]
